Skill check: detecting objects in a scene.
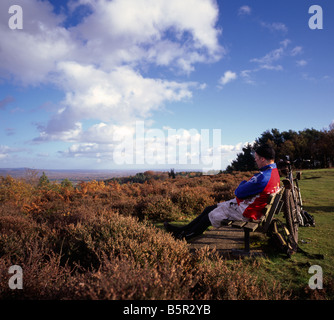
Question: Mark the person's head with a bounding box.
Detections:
[253,144,275,168]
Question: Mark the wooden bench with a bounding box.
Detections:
[222,189,284,255]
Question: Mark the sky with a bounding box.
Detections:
[0,0,333,172]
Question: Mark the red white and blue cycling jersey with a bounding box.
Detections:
[234,163,281,220]
[208,163,281,227]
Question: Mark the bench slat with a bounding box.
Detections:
[269,193,276,203]
[221,219,232,226]
[231,221,247,228]
[223,189,284,254]
[243,222,259,232]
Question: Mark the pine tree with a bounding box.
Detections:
[38,172,50,187]
[225,144,257,172]
[61,178,73,188]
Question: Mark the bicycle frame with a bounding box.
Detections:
[281,156,304,226]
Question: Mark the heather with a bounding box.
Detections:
[1,168,333,300]
[0,171,296,300]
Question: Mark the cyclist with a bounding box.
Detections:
[164,144,281,240]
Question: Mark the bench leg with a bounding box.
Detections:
[244,229,250,253]
[233,228,264,257]
[232,229,251,257]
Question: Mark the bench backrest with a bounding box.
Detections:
[258,189,284,233]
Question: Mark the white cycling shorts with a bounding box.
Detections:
[208,198,248,228]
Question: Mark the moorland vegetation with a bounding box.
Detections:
[1,168,332,300]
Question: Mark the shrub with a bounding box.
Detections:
[0,173,298,300]
[171,186,215,216]
[140,194,180,221]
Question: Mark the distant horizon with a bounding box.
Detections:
[0,166,219,183]
[0,167,201,172]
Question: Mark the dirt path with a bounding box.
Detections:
[188,226,264,257]
[188,226,244,255]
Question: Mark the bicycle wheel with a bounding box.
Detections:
[283,188,299,244]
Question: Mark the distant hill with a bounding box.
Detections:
[0,168,214,184]
[0,168,140,183]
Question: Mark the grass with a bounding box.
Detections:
[156,169,334,299]
[243,168,334,299]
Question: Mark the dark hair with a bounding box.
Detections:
[254,144,275,160]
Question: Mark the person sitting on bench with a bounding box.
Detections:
[164,144,281,241]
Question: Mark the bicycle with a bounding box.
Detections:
[278,156,304,245]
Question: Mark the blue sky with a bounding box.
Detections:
[0,0,333,171]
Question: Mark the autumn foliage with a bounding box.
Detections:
[0,172,291,300]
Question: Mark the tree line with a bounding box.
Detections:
[226,124,334,172]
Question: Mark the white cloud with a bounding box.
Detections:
[219,71,237,86]
[0,146,10,160]
[0,0,74,84]
[296,60,308,67]
[291,46,303,56]
[280,39,291,48]
[238,6,252,16]
[242,40,305,84]
[58,122,249,171]
[240,69,256,85]
[36,62,198,141]
[301,73,331,83]
[68,0,224,70]
[251,40,295,71]
[0,0,223,147]
[0,96,15,110]
[251,41,304,70]
[36,122,83,143]
[251,47,284,67]
[260,21,288,33]
[0,145,23,160]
